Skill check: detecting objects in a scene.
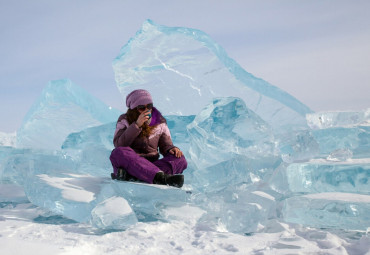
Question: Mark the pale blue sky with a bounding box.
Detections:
[1,0,369,132]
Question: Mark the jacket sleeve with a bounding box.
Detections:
[113,118,142,148]
[158,123,175,155]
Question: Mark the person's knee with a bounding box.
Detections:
[178,155,188,171]
[111,146,134,157]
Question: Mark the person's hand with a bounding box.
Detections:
[169,147,183,158]
[136,110,151,127]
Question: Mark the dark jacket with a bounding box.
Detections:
[113,107,175,161]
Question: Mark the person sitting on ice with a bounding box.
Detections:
[110,89,187,188]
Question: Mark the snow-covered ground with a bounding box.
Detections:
[0,183,369,255]
[1,201,369,255]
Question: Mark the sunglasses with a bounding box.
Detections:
[136,103,153,111]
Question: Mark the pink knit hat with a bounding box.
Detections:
[126,89,153,109]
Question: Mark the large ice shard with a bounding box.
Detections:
[305,109,370,158]
[312,124,370,158]
[1,141,192,228]
[23,173,114,223]
[269,158,370,231]
[113,20,312,131]
[17,79,120,150]
[182,96,281,234]
[193,186,278,234]
[269,159,370,195]
[2,137,189,226]
[187,97,277,171]
[282,193,370,231]
[16,150,190,226]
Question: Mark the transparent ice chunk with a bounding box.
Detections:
[219,189,277,234]
[277,130,320,163]
[16,79,120,150]
[282,193,370,231]
[269,160,370,195]
[91,196,138,230]
[192,185,277,234]
[187,97,278,171]
[312,126,370,158]
[9,146,191,225]
[113,20,312,131]
[23,172,114,223]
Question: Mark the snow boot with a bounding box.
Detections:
[111,168,138,182]
[153,171,184,188]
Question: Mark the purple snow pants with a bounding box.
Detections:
[110,147,187,184]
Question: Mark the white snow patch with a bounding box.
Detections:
[163,204,206,222]
[252,191,276,201]
[93,196,133,217]
[38,174,96,203]
[309,158,370,164]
